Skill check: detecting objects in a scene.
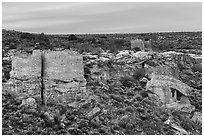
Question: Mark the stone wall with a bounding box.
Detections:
[9,50,42,99]
[10,50,42,79]
[131,39,153,52]
[161,51,202,67]
[130,39,145,51]
[43,50,86,105]
[9,50,86,105]
[44,50,85,82]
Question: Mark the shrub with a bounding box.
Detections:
[107,39,129,52]
[140,90,149,98]
[35,33,53,50]
[109,43,117,53]
[120,76,135,87]
[178,39,182,44]
[77,38,84,43]
[6,38,17,43]
[60,41,71,49]
[9,42,17,49]
[133,47,142,52]
[100,35,107,39]
[172,110,200,133]
[189,89,202,111]
[112,39,130,51]
[177,62,185,71]
[191,64,202,73]
[145,60,157,67]
[20,32,35,40]
[68,34,77,41]
[36,33,49,44]
[88,38,96,44]
[91,47,102,56]
[132,68,145,80]
[3,68,10,80]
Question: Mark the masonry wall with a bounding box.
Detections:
[43,50,86,105]
[130,39,145,51]
[10,50,42,98]
[10,50,42,79]
[44,50,85,81]
[9,50,86,105]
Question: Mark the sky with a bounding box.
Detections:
[2,2,202,34]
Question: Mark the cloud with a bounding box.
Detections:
[2,2,202,34]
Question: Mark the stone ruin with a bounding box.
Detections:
[145,53,197,112]
[9,50,86,106]
[7,48,201,113]
[146,73,192,104]
[130,39,153,52]
[84,49,200,113]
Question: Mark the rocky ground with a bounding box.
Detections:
[2,30,202,135]
[2,74,202,135]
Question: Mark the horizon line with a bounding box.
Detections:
[3,29,202,35]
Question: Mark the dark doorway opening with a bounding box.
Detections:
[170,88,183,101]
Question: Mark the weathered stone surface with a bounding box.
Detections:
[20,97,37,108]
[143,40,153,52]
[164,118,189,135]
[9,78,41,98]
[85,50,154,82]
[188,54,202,64]
[146,74,191,97]
[3,57,10,61]
[9,50,42,99]
[191,112,202,124]
[10,50,42,79]
[84,49,199,113]
[139,77,148,83]
[86,107,101,118]
[44,50,85,82]
[43,50,86,104]
[84,49,199,85]
[146,73,193,111]
[161,51,202,67]
[132,51,153,62]
[9,50,86,106]
[149,65,179,80]
[165,103,195,113]
[130,39,144,51]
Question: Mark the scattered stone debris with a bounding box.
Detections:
[191,112,202,124]
[164,117,189,135]
[20,97,37,108]
[86,107,101,119]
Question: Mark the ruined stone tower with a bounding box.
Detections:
[9,50,86,105]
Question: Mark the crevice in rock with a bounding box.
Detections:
[41,53,45,105]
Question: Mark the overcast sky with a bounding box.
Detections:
[2,2,202,34]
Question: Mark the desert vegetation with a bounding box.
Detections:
[2,29,202,135]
